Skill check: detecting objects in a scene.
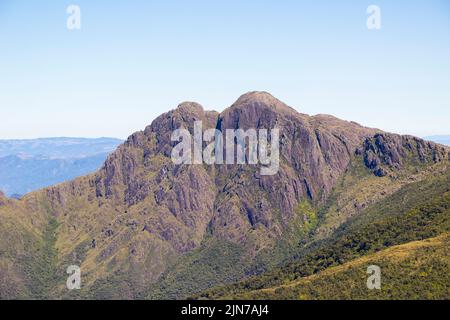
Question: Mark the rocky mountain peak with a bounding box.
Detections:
[233,91,280,105]
[227,91,297,117]
[176,101,205,115]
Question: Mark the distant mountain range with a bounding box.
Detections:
[424,135,450,146]
[0,138,122,197]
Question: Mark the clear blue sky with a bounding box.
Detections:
[1,0,449,139]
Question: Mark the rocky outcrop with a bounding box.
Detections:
[205,92,378,244]
[362,133,448,177]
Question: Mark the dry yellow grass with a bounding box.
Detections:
[243,233,449,296]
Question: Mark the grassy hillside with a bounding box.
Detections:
[197,164,450,300]
[219,234,449,300]
[0,194,57,299]
[148,161,450,300]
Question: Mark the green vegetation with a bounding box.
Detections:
[221,235,449,300]
[147,239,249,300]
[28,218,59,298]
[198,169,450,299]
[296,200,318,235]
[0,213,59,299]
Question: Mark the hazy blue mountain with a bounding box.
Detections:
[0,138,122,197]
[0,137,122,159]
[424,135,450,146]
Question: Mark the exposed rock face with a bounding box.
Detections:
[91,102,219,254]
[87,92,381,249]
[209,92,379,244]
[363,133,448,177]
[1,91,448,299]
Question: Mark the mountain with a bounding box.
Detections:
[425,135,450,147]
[199,167,450,299]
[0,138,122,197]
[0,92,448,300]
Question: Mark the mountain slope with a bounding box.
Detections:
[197,164,450,299]
[0,92,448,299]
[212,234,449,300]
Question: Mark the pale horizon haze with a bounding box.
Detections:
[1,0,449,140]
